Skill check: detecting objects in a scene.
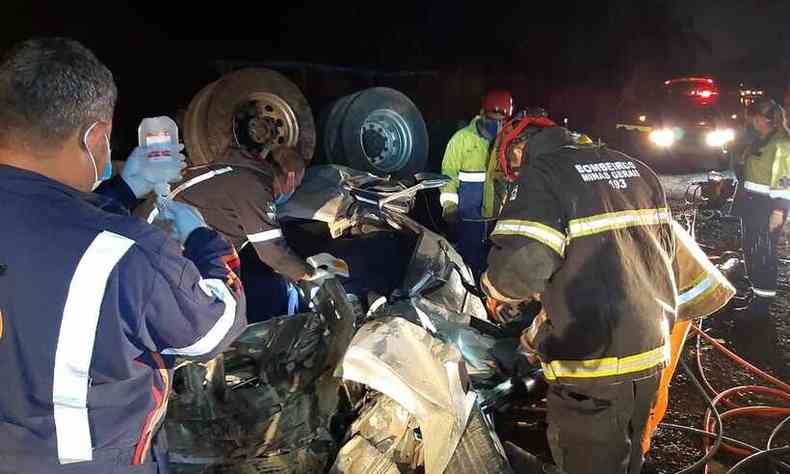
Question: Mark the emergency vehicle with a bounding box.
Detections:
[614,77,739,170]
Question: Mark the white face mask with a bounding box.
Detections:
[82,122,112,191]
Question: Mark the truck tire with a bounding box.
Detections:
[337,87,428,178]
[318,92,359,164]
[183,81,217,165]
[184,68,315,166]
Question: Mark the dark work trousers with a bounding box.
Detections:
[735,192,782,365]
[0,430,168,474]
[457,171,488,281]
[546,375,660,474]
[238,244,298,323]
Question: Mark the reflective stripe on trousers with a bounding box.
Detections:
[740,200,780,297]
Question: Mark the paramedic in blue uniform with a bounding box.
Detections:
[0,38,247,473]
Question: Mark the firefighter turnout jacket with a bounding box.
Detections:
[485,127,734,384]
[485,127,701,385]
[0,166,246,472]
[144,150,313,281]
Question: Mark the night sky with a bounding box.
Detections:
[2,0,789,147]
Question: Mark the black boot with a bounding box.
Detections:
[733,297,779,369]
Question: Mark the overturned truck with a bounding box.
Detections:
[163,67,523,474]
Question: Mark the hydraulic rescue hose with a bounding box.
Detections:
[689,322,790,473]
[673,358,725,474]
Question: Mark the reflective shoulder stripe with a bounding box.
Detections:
[440,192,459,206]
[541,344,669,381]
[492,219,567,256]
[458,171,486,183]
[744,181,770,195]
[247,229,283,243]
[160,278,237,357]
[146,167,235,223]
[568,208,670,239]
[54,231,135,464]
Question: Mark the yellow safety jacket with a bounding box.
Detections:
[742,129,790,201]
[440,117,499,218]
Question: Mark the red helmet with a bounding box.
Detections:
[482,90,514,118]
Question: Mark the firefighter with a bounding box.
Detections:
[732,97,790,368]
[0,38,247,473]
[440,90,513,279]
[481,122,677,474]
[146,144,320,322]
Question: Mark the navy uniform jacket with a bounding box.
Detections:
[0,165,246,473]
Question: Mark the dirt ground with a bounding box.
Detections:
[497,193,790,474]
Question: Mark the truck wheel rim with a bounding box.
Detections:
[358,108,413,173]
[234,92,300,154]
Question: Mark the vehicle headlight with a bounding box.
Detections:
[705,129,735,147]
[649,129,676,147]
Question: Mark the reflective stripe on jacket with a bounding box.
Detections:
[486,129,676,384]
[743,129,790,203]
[440,117,498,217]
[0,165,246,469]
[139,152,313,281]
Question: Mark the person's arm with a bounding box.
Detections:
[235,189,314,281]
[483,159,565,301]
[130,226,247,362]
[768,139,790,230]
[440,133,466,222]
[96,145,186,212]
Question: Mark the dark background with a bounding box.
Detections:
[3,0,790,155]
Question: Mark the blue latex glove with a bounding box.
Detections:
[157,200,208,244]
[121,144,186,198]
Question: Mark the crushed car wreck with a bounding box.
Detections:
[165,164,522,473]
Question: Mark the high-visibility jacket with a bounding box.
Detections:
[440,116,499,218]
[0,166,246,473]
[742,128,790,205]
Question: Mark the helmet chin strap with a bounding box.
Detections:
[496,115,558,182]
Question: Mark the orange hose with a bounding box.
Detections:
[691,325,790,393]
[692,323,790,473]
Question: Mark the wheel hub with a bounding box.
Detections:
[359,109,413,173]
[233,92,299,155]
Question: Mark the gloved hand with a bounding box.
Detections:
[519,309,547,364]
[122,144,186,199]
[157,200,208,244]
[442,204,459,226]
[769,209,785,234]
